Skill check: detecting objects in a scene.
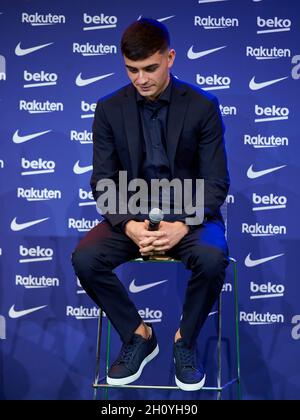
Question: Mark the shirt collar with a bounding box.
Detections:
[136,77,172,104]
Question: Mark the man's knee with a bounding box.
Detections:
[191,246,228,278]
[71,245,109,279]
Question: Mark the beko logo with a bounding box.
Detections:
[256,16,291,34]
[16,274,59,289]
[246,46,291,60]
[240,312,284,325]
[67,306,100,320]
[244,134,289,148]
[15,42,53,56]
[21,12,66,26]
[79,189,95,207]
[23,70,58,88]
[196,74,231,90]
[73,42,117,56]
[255,105,289,122]
[13,129,51,144]
[220,104,237,116]
[252,193,287,211]
[0,54,6,81]
[81,100,96,118]
[17,187,62,201]
[138,308,163,323]
[291,316,300,340]
[250,282,285,300]
[19,245,54,263]
[194,16,239,29]
[19,100,63,114]
[21,158,55,176]
[242,223,287,237]
[68,218,99,232]
[70,130,92,143]
[83,13,117,31]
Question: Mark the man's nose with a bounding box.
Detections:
[136,71,148,85]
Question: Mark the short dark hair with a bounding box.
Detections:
[121,18,170,61]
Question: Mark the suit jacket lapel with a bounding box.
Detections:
[167,79,189,176]
[122,85,143,179]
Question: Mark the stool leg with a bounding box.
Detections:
[217,293,222,400]
[104,320,112,400]
[231,258,242,400]
[93,309,103,400]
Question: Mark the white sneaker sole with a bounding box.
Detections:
[106,344,159,386]
[175,374,206,391]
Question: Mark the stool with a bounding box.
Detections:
[92,256,241,400]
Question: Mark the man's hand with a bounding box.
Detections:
[138,221,189,256]
[124,220,167,256]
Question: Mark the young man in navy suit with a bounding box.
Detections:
[72,18,229,391]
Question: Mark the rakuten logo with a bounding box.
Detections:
[19,100,63,114]
[250,282,285,300]
[252,193,287,211]
[242,223,287,237]
[17,187,61,201]
[78,188,95,207]
[244,134,289,148]
[138,307,163,323]
[255,105,289,122]
[81,100,96,118]
[22,12,66,26]
[83,13,117,31]
[68,218,99,232]
[70,130,92,143]
[23,70,58,88]
[194,16,239,29]
[246,46,291,60]
[73,42,117,56]
[19,245,54,263]
[240,311,284,325]
[66,305,100,320]
[257,16,291,34]
[196,74,231,91]
[21,158,55,176]
[219,104,237,117]
[16,274,60,289]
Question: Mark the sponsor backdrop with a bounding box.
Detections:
[0,0,299,400]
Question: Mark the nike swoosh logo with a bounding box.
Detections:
[198,0,228,3]
[137,15,175,22]
[129,278,168,293]
[10,217,49,231]
[73,161,93,174]
[187,45,226,60]
[9,304,47,319]
[245,253,284,268]
[12,129,51,144]
[75,72,114,87]
[15,42,53,56]
[247,164,286,179]
[249,76,288,91]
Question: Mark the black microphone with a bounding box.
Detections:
[148,208,164,231]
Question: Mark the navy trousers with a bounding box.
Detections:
[72,218,228,346]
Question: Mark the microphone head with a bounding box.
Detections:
[149,208,164,224]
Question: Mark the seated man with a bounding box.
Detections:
[72,18,229,391]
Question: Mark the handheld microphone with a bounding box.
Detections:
[148,208,164,231]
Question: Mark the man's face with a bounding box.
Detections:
[124,49,176,101]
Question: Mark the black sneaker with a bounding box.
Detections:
[174,339,206,391]
[106,325,159,385]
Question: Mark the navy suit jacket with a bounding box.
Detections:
[90,77,230,227]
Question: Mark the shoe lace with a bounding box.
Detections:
[116,338,139,365]
[178,346,197,369]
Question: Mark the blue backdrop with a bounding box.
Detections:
[0,0,299,400]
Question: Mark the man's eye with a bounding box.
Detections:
[128,68,138,73]
[146,67,157,73]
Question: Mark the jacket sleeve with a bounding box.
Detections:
[90,100,143,227]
